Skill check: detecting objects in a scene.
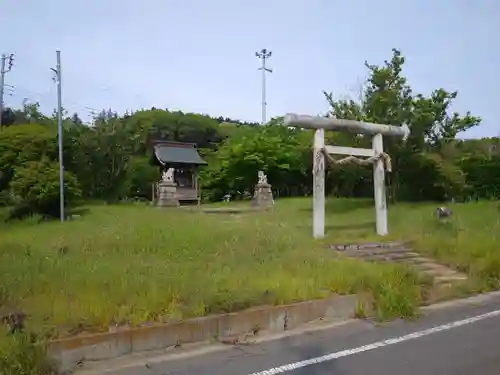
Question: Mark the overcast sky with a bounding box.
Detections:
[2,0,499,137]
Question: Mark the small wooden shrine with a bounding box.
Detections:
[149,140,207,205]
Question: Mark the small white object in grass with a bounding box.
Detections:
[435,207,452,219]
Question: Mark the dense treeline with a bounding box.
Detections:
[0,49,499,219]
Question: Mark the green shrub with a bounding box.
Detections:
[126,156,159,200]
[0,124,58,191]
[9,158,82,219]
[0,190,13,207]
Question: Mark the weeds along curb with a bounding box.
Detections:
[47,294,360,373]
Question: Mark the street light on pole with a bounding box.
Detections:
[255,49,272,125]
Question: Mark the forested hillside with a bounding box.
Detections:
[1,49,498,219]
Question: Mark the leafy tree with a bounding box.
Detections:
[0,107,16,126]
[459,154,500,200]
[63,122,130,202]
[322,48,481,201]
[201,124,311,200]
[123,109,223,152]
[397,151,467,201]
[22,102,53,126]
[126,156,159,200]
[9,158,82,219]
[412,90,481,150]
[69,112,84,127]
[0,124,58,191]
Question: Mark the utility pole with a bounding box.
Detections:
[51,51,64,222]
[0,53,14,129]
[255,49,272,125]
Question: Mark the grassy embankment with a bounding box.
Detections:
[0,198,499,373]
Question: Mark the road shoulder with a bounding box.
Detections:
[75,291,500,375]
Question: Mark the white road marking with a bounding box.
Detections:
[248,308,500,375]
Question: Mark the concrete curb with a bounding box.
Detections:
[48,294,359,373]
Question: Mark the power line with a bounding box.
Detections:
[255,49,273,125]
[4,84,14,97]
[5,68,192,124]
[4,84,99,121]
[6,85,54,100]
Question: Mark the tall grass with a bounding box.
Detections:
[0,327,56,375]
[387,201,500,291]
[0,198,498,340]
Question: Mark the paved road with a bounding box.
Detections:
[82,293,500,375]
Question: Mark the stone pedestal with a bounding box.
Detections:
[252,183,274,209]
[157,181,179,207]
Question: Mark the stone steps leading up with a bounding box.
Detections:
[330,242,468,288]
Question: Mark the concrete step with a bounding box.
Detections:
[389,258,467,284]
[331,242,468,286]
[413,262,458,272]
[393,257,465,274]
[360,253,421,264]
[434,275,468,284]
[371,252,421,261]
[395,257,437,265]
[418,269,467,280]
[338,247,414,259]
[419,266,459,276]
[329,241,408,251]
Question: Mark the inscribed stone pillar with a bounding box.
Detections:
[157,180,179,207]
[157,168,179,207]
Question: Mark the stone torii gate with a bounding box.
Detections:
[283,114,410,239]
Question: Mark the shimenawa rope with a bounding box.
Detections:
[316,147,392,172]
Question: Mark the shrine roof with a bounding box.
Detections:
[152,142,207,166]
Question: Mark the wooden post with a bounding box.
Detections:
[313,129,325,239]
[195,171,201,206]
[372,133,388,235]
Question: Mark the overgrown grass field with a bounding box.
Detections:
[0,198,499,341]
